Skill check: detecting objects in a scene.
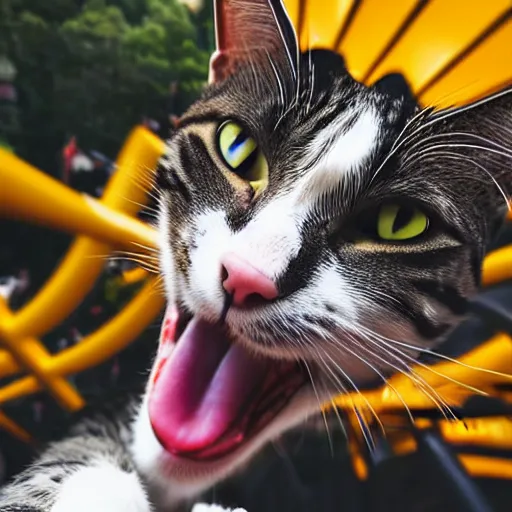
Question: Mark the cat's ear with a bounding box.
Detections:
[372,73,417,105]
[209,0,298,84]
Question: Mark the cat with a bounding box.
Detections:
[0,0,511,511]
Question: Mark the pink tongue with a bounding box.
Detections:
[148,317,268,455]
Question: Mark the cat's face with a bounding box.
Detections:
[135,0,512,504]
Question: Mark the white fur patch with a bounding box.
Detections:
[305,263,358,321]
[51,462,151,512]
[130,400,165,484]
[188,209,233,315]
[229,194,302,278]
[303,107,380,197]
[187,201,303,316]
[158,202,175,301]
[191,505,247,512]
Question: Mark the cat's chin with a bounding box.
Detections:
[131,385,320,507]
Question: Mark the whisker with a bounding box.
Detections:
[303,359,334,455]
[314,343,385,437]
[113,193,159,216]
[265,50,286,121]
[329,399,348,440]
[314,319,457,421]
[420,87,512,130]
[404,143,512,171]
[83,254,159,273]
[319,356,374,452]
[353,406,375,453]
[129,241,160,255]
[371,87,512,184]
[369,107,433,184]
[401,131,512,165]
[349,330,457,421]
[358,323,512,382]
[129,173,161,204]
[332,332,416,425]
[402,147,510,208]
[305,51,315,115]
[357,325,489,397]
[107,257,160,273]
[114,251,159,262]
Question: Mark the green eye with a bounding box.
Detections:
[217,121,268,191]
[377,204,429,241]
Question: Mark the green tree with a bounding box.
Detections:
[0,0,210,174]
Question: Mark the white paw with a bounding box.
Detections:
[51,462,152,512]
[191,504,247,512]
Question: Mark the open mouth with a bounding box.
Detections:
[148,307,307,462]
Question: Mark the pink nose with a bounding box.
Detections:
[221,253,278,307]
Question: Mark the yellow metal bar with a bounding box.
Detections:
[101,126,164,211]
[47,278,163,376]
[0,153,157,250]
[351,452,368,480]
[0,349,19,378]
[402,333,512,389]
[420,18,512,108]
[482,244,512,287]
[0,298,84,410]
[0,139,161,253]
[366,0,511,94]
[0,376,40,405]
[121,267,150,285]
[439,416,512,450]
[351,445,512,481]
[299,0,356,51]
[0,127,163,340]
[338,0,418,82]
[459,455,512,480]
[0,411,33,444]
[0,269,153,378]
[0,127,165,412]
[329,333,512,413]
[3,239,111,339]
[0,279,163,406]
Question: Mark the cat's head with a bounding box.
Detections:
[134,0,512,503]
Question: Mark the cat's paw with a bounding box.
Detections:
[51,462,151,512]
[191,504,247,512]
